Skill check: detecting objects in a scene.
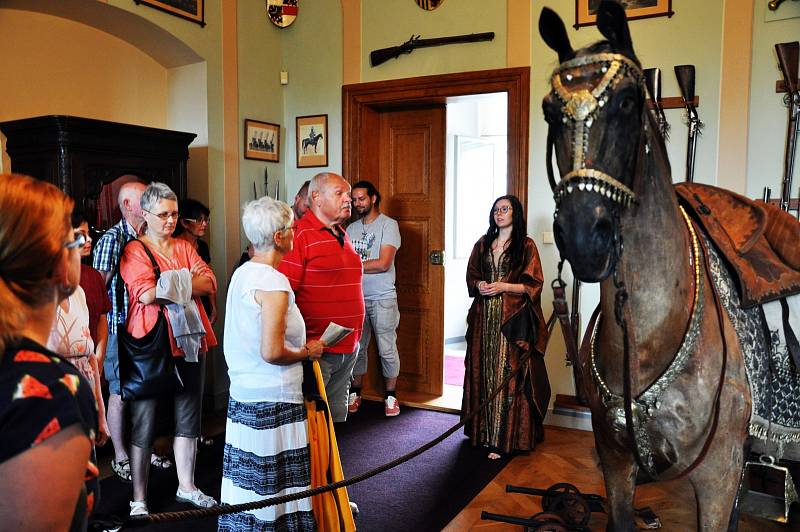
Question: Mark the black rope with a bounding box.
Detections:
[121,350,533,528]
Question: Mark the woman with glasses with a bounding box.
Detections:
[462,195,550,460]
[174,199,216,324]
[120,182,218,516]
[47,212,111,468]
[0,174,99,530]
[220,196,324,531]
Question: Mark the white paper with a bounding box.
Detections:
[320,322,354,347]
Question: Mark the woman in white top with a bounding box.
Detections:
[48,276,110,449]
[220,196,324,531]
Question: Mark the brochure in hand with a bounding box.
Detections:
[320,322,354,347]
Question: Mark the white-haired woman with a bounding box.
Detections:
[220,196,324,531]
[120,182,218,516]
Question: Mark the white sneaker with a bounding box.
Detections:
[129,500,148,517]
[384,395,400,416]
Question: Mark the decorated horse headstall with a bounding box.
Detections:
[547,52,644,210]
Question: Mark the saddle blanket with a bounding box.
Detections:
[703,233,800,453]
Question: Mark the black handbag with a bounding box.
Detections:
[118,240,183,401]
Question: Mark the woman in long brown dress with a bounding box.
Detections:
[462,195,550,459]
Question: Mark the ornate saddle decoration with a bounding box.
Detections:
[675,182,800,308]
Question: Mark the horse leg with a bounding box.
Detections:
[688,437,746,531]
[595,436,638,531]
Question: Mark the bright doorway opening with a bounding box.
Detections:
[443,92,508,406]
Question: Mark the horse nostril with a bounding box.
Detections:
[592,217,614,251]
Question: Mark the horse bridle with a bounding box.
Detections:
[547,51,729,480]
[546,52,644,211]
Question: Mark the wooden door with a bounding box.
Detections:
[364,106,445,397]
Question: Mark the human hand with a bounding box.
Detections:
[96,420,110,447]
[480,282,506,297]
[304,340,325,359]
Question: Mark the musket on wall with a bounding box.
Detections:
[776,41,800,214]
[675,65,703,183]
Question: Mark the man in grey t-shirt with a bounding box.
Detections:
[346,180,402,416]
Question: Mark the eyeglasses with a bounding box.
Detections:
[492,205,513,215]
[65,231,88,250]
[144,209,179,221]
[184,217,210,225]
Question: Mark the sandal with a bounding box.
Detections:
[129,500,148,517]
[111,459,132,482]
[150,454,173,469]
[176,487,217,508]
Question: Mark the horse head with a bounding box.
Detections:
[540,2,650,282]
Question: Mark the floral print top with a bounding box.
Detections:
[0,338,99,517]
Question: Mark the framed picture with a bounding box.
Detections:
[244,119,280,162]
[575,0,673,29]
[296,114,328,168]
[135,0,205,27]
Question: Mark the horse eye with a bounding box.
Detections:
[542,98,561,125]
[619,96,636,114]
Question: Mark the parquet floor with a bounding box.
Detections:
[444,426,791,531]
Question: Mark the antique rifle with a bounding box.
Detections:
[370,32,495,67]
[674,65,702,183]
[776,41,799,212]
[570,278,587,404]
[644,67,670,140]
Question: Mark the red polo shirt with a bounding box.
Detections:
[278,210,364,353]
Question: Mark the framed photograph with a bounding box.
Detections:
[575,0,673,29]
[244,119,280,162]
[296,114,328,168]
[135,0,205,27]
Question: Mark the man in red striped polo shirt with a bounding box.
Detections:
[279,172,365,422]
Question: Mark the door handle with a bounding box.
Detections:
[429,250,445,265]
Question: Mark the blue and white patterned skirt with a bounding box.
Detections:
[218,398,317,532]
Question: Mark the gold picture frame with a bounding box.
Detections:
[135,0,205,27]
[296,114,328,168]
[575,0,673,29]
[244,119,280,162]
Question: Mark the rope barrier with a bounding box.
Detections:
[118,350,534,528]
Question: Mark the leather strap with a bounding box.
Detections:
[780,297,800,371]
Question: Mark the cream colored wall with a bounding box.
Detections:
[238,0,284,207]
[281,0,344,198]
[746,2,800,199]
[361,0,506,83]
[0,9,168,126]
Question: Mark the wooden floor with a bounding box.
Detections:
[444,426,790,531]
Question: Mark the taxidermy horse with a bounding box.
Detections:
[539,3,753,530]
[302,132,324,153]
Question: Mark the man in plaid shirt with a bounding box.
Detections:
[93,179,146,481]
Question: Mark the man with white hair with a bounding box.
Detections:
[93,178,147,481]
[278,172,365,422]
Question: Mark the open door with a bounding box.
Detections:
[343,68,530,405]
[376,106,446,397]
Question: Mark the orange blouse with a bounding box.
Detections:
[120,238,218,357]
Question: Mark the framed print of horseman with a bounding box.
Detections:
[575,0,673,28]
[296,114,328,168]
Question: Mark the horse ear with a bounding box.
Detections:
[596,1,634,55]
[539,7,574,63]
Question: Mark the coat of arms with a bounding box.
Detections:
[266,0,298,28]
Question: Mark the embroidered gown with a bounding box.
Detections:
[462,237,551,454]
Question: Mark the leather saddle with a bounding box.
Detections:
[675,182,800,309]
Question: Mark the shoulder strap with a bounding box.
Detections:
[115,239,161,314]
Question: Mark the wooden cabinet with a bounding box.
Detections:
[0,115,196,229]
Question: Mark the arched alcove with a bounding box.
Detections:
[0,0,210,203]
